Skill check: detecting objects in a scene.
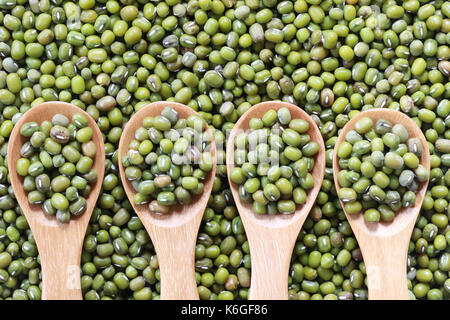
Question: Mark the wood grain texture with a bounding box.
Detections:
[226,101,325,300]
[7,102,105,300]
[118,101,216,300]
[332,109,430,300]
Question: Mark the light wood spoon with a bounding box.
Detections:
[226,101,325,299]
[118,101,216,300]
[8,102,105,300]
[332,109,430,300]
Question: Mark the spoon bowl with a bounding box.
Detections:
[226,101,325,299]
[332,109,430,300]
[8,102,105,299]
[118,101,216,300]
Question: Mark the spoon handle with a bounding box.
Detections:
[35,227,83,300]
[149,222,200,300]
[360,235,410,300]
[246,226,299,300]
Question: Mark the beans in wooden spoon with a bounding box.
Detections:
[333,109,430,300]
[118,101,216,300]
[8,102,105,300]
[226,101,325,300]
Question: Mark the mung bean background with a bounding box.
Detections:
[0,0,449,300]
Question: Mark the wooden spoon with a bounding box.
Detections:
[226,101,325,299]
[118,101,216,300]
[8,102,105,300]
[332,109,430,300]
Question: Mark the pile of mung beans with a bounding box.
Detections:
[0,0,449,300]
[122,106,214,214]
[230,107,319,215]
[336,117,430,223]
[16,113,98,223]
